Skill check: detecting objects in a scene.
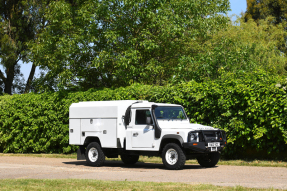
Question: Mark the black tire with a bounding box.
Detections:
[197,152,220,167]
[162,143,186,170]
[85,142,105,167]
[120,154,139,165]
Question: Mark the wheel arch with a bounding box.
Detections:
[84,136,101,147]
[159,135,184,153]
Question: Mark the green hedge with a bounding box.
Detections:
[0,74,287,159]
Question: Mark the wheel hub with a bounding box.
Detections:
[165,148,178,165]
[88,147,98,162]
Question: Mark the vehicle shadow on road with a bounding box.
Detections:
[62,160,215,170]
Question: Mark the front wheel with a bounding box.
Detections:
[85,142,105,167]
[197,152,220,167]
[162,143,186,170]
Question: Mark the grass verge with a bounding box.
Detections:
[0,153,77,159]
[1,153,287,168]
[0,179,284,191]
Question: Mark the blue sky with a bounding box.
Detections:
[229,0,247,17]
[2,0,248,84]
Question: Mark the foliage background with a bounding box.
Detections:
[0,0,287,160]
[0,71,287,159]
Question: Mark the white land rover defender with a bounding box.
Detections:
[69,100,227,170]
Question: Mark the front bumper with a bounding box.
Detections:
[183,141,226,152]
[183,130,227,153]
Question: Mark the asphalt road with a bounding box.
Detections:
[0,156,286,189]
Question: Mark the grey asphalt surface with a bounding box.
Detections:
[0,156,286,189]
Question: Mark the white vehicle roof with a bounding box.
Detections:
[69,100,140,119]
[69,100,182,119]
[71,100,181,108]
[72,100,140,107]
[132,101,181,108]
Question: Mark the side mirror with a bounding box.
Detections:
[146,117,152,125]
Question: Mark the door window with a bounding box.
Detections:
[135,110,153,125]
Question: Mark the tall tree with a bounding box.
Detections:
[172,18,287,83]
[0,0,31,94]
[244,0,287,58]
[245,0,287,24]
[30,0,230,92]
[0,0,49,94]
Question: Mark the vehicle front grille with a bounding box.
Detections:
[199,131,221,142]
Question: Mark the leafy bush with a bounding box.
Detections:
[0,72,287,159]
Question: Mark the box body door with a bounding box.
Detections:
[69,119,81,144]
[81,118,117,148]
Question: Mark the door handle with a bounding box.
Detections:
[133,132,138,137]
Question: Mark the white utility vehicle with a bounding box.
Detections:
[69,100,227,170]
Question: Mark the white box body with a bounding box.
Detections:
[69,100,139,148]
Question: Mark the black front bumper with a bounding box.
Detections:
[183,130,227,153]
[183,141,226,153]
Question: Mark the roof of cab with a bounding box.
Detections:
[131,101,181,108]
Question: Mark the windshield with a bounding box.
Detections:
[154,106,187,120]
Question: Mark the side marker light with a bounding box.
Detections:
[193,143,198,146]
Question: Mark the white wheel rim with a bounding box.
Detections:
[165,148,178,165]
[88,147,98,162]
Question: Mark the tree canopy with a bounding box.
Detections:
[244,0,287,55]
[30,0,230,91]
[0,0,287,93]
[173,17,287,83]
[0,0,50,94]
[245,0,287,24]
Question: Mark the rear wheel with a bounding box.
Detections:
[121,154,139,165]
[85,142,105,167]
[197,152,220,167]
[162,143,186,170]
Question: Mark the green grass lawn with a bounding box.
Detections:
[0,179,284,191]
[0,153,286,168]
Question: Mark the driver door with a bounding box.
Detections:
[131,109,154,148]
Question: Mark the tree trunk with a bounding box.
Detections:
[4,63,16,95]
[24,63,36,93]
[0,70,6,84]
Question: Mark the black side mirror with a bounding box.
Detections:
[146,117,152,125]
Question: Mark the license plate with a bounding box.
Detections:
[211,147,217,152]
[208,142,220,147]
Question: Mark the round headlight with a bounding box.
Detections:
[190,133,197,141]
[190,134,195,140]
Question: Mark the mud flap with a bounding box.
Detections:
[77,146,86,160]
